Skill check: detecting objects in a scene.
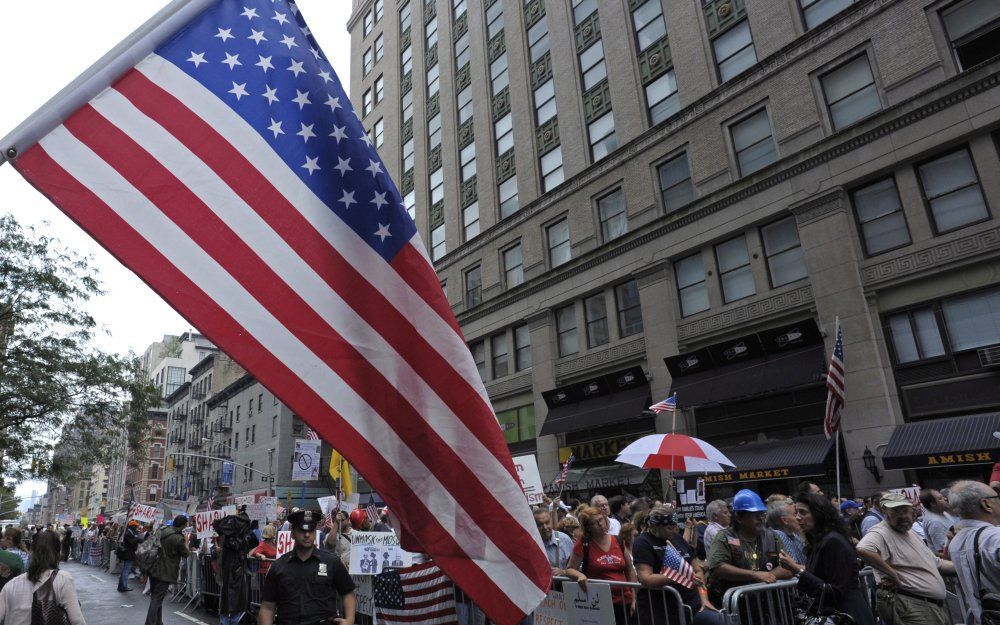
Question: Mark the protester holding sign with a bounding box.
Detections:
[565,506,637,625]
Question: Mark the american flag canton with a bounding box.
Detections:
[374,562,458,625]
[661,544,695,589]
[156,0,416,262]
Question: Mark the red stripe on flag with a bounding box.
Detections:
[14,144,529,623]
[379,608,458,624]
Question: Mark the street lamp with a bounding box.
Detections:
[862,446,881,482]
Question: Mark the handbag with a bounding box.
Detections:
[795,582,856,625]
[972,527,1000,625]
[31,571,72,625]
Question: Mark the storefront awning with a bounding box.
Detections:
[692,434,835,485]
[539,385,650,436]
[545,463,650,493]
[881,412,1000,470]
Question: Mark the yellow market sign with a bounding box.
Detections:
[558,435,640,464]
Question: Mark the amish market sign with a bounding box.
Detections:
[701,464,826,484]
[883,450,995,470]
[558,435,639,464]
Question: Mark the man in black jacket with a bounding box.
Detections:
[118,520,144,591]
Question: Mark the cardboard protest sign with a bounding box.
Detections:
[130,503,159,524]
[245,503,269,524]
[234,495,255,507]
[222,505,237,517]
[512,454,546,506]
[535,590,569,625]
[352,575,373,616]
[318,495,340,516]
[259,496,278,521]
[194,510,225,539]
[349,531,412,575]
[292,439,321,481]
[276,530,294,557]
[561,581,614,625]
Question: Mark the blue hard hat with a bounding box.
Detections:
[732,489,767,513]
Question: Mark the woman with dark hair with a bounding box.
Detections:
[780,493,875,625]
[0,530,86,625]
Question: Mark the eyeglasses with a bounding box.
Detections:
[982,496,1000,502]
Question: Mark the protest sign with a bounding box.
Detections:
[561,581,614,625]
[349,531,412,575]
[535,590,569,625]
[234,495,255,507]
[222,505,237,517]
[129,503,159,524]
[245,503,269,524]
[276,530,294,557]
[292,439,321,481]
[194,510,225,539]
[512,454,546,506]
[677,477,706,516]
[259,496,278,521]
[352,575,373,616]
[891,485,920,504]
[318,495,340,516]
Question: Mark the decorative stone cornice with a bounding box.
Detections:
[792,190,848,225]
[676,285,814,341]
[486,373,533,399]
[555,338,646,380]
[861,227,1000,287]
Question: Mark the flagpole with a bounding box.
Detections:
[835,433,841,503]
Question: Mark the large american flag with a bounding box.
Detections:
[661,543,695,589]
[374,562,458,625]
[5,1,548,622]
[824,318,845,439]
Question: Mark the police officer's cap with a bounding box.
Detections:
[287,509,321,531]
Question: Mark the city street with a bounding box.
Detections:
[61,561,219,625]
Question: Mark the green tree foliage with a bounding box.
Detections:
[0,215,160,484]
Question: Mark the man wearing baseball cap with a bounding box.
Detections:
[259,509,356,625]
[856,493,956,625]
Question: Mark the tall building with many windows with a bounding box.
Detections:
[348,0,1000,498]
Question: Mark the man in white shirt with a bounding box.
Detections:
[947,480,1000,625]
[919,489,954,555]
[590,495,620,536]
[703,499,731,551]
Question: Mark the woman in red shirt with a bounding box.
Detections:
[249,525,277,575]
[565,506,637,625]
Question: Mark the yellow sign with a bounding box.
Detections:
[927,451,992,466]
[80,516,89,528]
[559,435,640,464]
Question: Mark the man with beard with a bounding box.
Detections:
[857,493,956,625]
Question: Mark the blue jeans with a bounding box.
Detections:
[118,559,132,590]
[219,612,244,625]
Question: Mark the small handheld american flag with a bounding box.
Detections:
[649,393,678,414]
[824,318,845,439]
[366,494,380,526]
[662,543,695,589]
[556,455,575,485]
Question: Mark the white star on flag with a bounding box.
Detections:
[272,11,289,25]
[280,34,298,49]
[365,159,383,177]
[221,52,242,70]
[317,70,332,84]
[248,29,267,44]
[291,89,311,109]
[240,6,259,19]
[297,123,316,143]
[288,59,306,77]
[325,95,341,112]
[187,51,207,67]
[267,118,284,138]
[329,125,348,143]
[261,86,280,105]
[301,156,320,175]
[374,223,392,241]
[338,189,356,208]
[333,156,352,176]
[228,82,249,100]
[360,132,373,148]
[214,27,234,42]
[255,55,274,71]
[309,47,322,60]
[371,191,389,210]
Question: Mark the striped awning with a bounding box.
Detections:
[882,412,1000,470]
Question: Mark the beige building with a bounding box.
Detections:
[348,0,1000,498]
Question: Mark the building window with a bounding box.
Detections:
[400,1,411,31]
[454,31,470,68]
[465,265,482,307]
[496,405,535,444]
[486,0,504,38]
[401,44,413,75]
[573,0,598,23]
[676,253,709,317]
[428,113,442,148]
[403,190,415,220]
[598,189,627,242]
[658,152,694,213]
[851,177,910,255]
[615,280,643,337]
[463,202,480,241]
[431,223,446,261]
[540,148,564,192]
[646,69,679,125]
[363,47,374,76]
[374,33,384,62]
[364,10,374,37]
[731,109,777,176]
[713,20,757,82]
[584,293,610,348]
[547,218,571,267]
[402,138,414,171]
[580,40,607,90]
[258,393,263,412]
[362,88,373,116]
[632,0,666,50]
[427,63,440,97]
[534,79,556,125]
[761,216,807,287]
[499,177,519,218]
[460,144,477,181]
[503,244,524,288]
[514,324,531,370]
[272,415,278,437]
[800,0,853,29]
[166,366,186,395]
[453,0,467,19]
[491,334,509,378]
[528,17,550,62]
[887,308,945,364]
[917,148,989,233]
[430,167,444,205]
[821,55,880,131]
[457,85,473,123]
[942,287,1000,352]
[470,340,486,380]
[588,112,617,162]
[941,0,1000,70]
[375,0,384,22]
[495,113,513,155]
[402,90,413,121]
[491,55,509,94]
[373,118,384,148]
[426,15,438,48]
[556,305,578,356]
[715,235,755,303]
[251,424,256,443]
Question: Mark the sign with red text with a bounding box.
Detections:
[512,454,545,506]
[129,503,159,524]
[194,510,225,539]
[276,530,294,557]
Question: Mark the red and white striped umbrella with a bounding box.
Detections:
[615,434,736,473]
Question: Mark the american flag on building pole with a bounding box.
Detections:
[649,393,678,414]
[824,317,845,439]
[374,561,458,625]
[0,2,549,622]
[661,543,696,589]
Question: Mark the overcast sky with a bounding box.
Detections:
[1,0,354,506]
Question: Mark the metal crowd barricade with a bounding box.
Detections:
[721,579,799,625]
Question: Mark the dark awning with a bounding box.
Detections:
[669,344,826,407]
[545,463,650,493]
[693,434,835,485]
[882,412,1000,470]
[539,385,650,436]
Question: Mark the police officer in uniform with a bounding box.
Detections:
[259,510,356,625]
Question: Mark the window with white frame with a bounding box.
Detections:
[401,44,413,75]
[588,112,617,162]
[917,148,989,233]
[800,0,853,30]
[373,118,384,148]
[646,69,679,125]
[540,148,564,192]
[556,304,578,356]
[454,31,470,67]
[460,143,476,181]
[428,113,442,148]
[402,137,415,171]
[534,79,556,125]
[363,88,373,116]
[495,113,513,155]
[632,0,666,50]
[528,17,550,62]
[514,324,531,370]
[427,64,440,97]
[375,34,384,62]
[761,217,807,286]
[457,85,473,123]
[463,202,480,241]
[731,109,777,176]
[363,47,374,76]
[375,75,384,103]
[547,218,571,267]
[585,293,609,348]
[453,0,467,19]
[580,40,608,90]
[430,167,444,205]
[491,55,509,94]
[400,1,411,31]
[598,189,627,241]
[426,15,438,47]
[615,280,643,336]
[499,177,519,218]
[715,235,755,303]
[821,55,880,130]
[503,243,524,288]
[486,0,504,38]
[851,177,910,255]
[675,253,709,316]
[713,20,757,82]
[465,265,482,307]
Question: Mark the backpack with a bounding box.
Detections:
[134,530,162,575]
[31,571,71,625]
